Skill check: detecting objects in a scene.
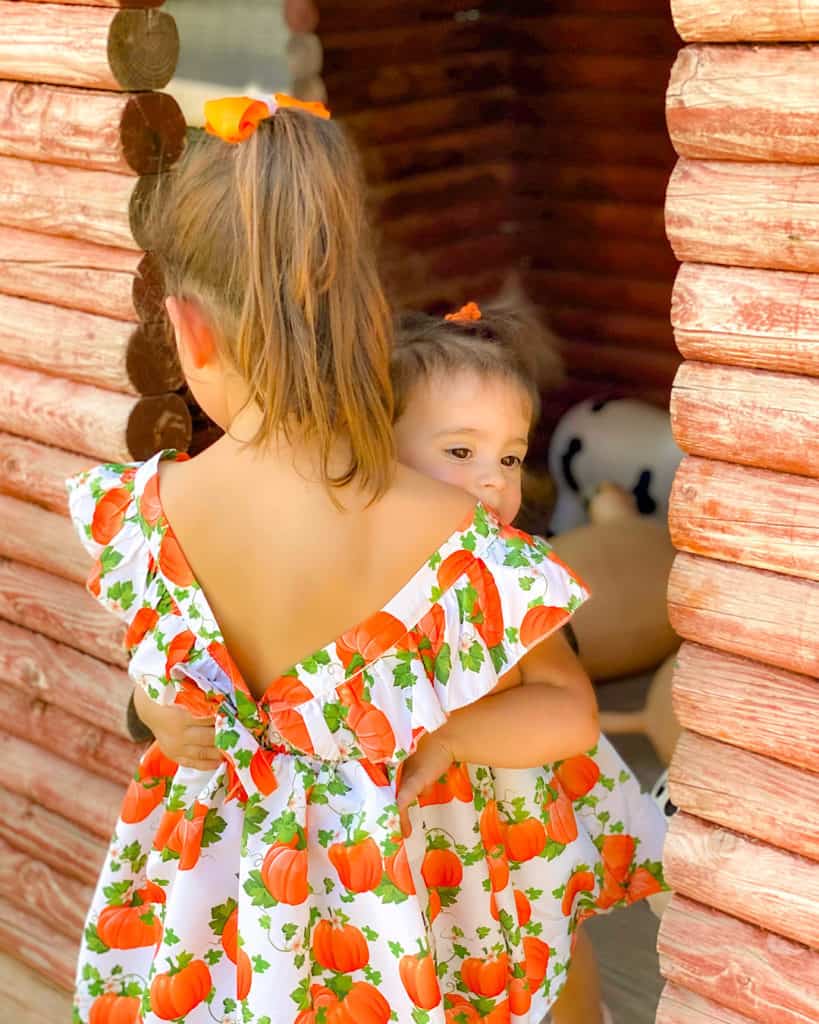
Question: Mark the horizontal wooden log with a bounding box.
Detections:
[527,234,679,280]
[0,492,85,583]
[513,14,681,56]
[560,339,681,388]
[0,293,179,395]
[527,271,674,317]
[664,812,819,949]
[549,306,676,351]
[318,0,506,33]
[0,2,178,91]
[362,122,514,183]
[0,558,127,666]
[659,898,819,1024]
[24,0,164,6]
[0,80,184,175]
[0,951,73,1024]
[670,362,819,478]
[0,731,122,840]
[382,232,516,294]
[669,730,819,861]
[668,553,819,677]
[0,620,132,739]
[0,365,191,462]
[670,1,819,42]
[0,788,106,888]
[378,197,509,250]
[0,155,153,251]
[0,433,88,515]
[672,642,819,774]
[520,90,668,134]
[670,457,819,579]
[520,125,676,168]
[392,269,509,316]
[0,897,77,992]
[517,52,673,95]
[515,161,671,205]
[668,45,819,164]
[0,682,137,785]
[657,982,758,1024]
[666,159,819,273]
[671,263,819,378]
[373,161,515,221]
[0,226,163,322]
[522,198,668,241]
[0,835,91,942]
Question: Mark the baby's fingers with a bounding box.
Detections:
[176,747,224,771]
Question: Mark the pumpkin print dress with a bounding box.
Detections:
[68,450,668,1024]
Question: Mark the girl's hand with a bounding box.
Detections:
[397,733,455,837]
[132,686,222,771]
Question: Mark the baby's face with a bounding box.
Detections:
[395,370,532,524]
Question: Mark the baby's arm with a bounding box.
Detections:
[131,686,222,770]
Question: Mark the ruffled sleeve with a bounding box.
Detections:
[66,460,151,623]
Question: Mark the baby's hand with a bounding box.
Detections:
[132,686,222,771]
[396,733,454,837]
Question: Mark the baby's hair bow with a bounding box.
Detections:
[445,301,482,323]
[204,93,331,144]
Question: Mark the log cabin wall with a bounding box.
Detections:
[0,0,187,1017]
[656,2,819,1021]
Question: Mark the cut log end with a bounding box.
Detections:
[107,10,180,92]
[122,92,186,175]
[127,394,191,459]
[127,321,183,395]
[133,251,166,323]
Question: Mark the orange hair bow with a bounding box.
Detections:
[204,93,330,144]
[445,301,482,323]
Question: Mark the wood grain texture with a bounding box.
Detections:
[551,306,676,350]
[669,730,819,861]
[560,338,680,388]
[0,492,86,583]
[658,983,758,1024]
[670,362,819,478]
[672,263,819,378]
[670,1,819,42]
[0,620,131,738]
[666,159,819,273]
[527,270,673,317]
[515,161,671,205]
[0,731,122,839]
[663,812,819,949]
[0,951,73,1024]
[0,226,164,322]
[0,155,152,251]
[361,122,514,183]
[0,681,137,785]
[0,835,92,942]
[670,456,819,579]
[0,897,77,991]
[672,642,819,773]
[668,45,819,164]
[0,3,178,91]
[0,789,106,887]
[0,432,89,515]
[668,553,819,677]
[0,80,184,174]
[0,365,191,462]
[0,292,180,395]
[659,900,819,1023]
[24,0,164,6]
[0,558,126,666]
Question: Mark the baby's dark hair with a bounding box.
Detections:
[392,294,564,423]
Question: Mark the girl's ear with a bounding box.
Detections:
[165,296,217,371]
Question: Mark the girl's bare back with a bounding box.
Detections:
[158,439,474,700]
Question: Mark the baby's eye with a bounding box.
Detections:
[446,447,472,460]
[501,455,523,468]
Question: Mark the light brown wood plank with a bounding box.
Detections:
[670,1,819,42]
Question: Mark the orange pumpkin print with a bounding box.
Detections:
[336,611,406,670]
[627,866,663,903]
[595,865,626,910]
[97,904,161,950]
[399,950,441,1010]
[249,748,278,796]
[125,607,159,649]
[346,700,396,762]
[91,487,130,545]
[467,558,504,648]
[165,629,197,675]
[544,781,578,845]
[421,848,463,889]
[523,935,550,987]
[158,530,195,587]
[153,808,183,851]
[236,948,252,1000]
[461,953,508,997]
[262,842,309,905]
[150,959,212,1020]
[486,846,510,892]
[329,838,383,893]
[427,888,442,922]
[503,816,547,862]
[164,801,209,871]
[520,605,568,648]
[295,985,338,1024]
[445,996,480,1023]
[479,800,506,850]
[555,754,600,800]
[265,674,314,707]
[221,907,240,962]
[561,870,595,916]
[509,976,533,1016]
[419,763,472,806]
[437,549,476,591]
[86,558,102,597]
[139,472,162,526]
[312,919,369,973]
[490,888,531,925]
[326,981,391,1024]
[416,602,447,660]
[89,993,142,1024]
[120,775,166,825]
[601,834,636,883]
[173,677,223,718]
[385,842,415,895]
[269,707,315,754]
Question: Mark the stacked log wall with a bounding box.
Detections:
[0,0,184,1015]
[659,2,819,1020]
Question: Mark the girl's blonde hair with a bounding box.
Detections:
[150,112,395,497]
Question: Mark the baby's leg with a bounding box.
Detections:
[549,926,604,1024]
